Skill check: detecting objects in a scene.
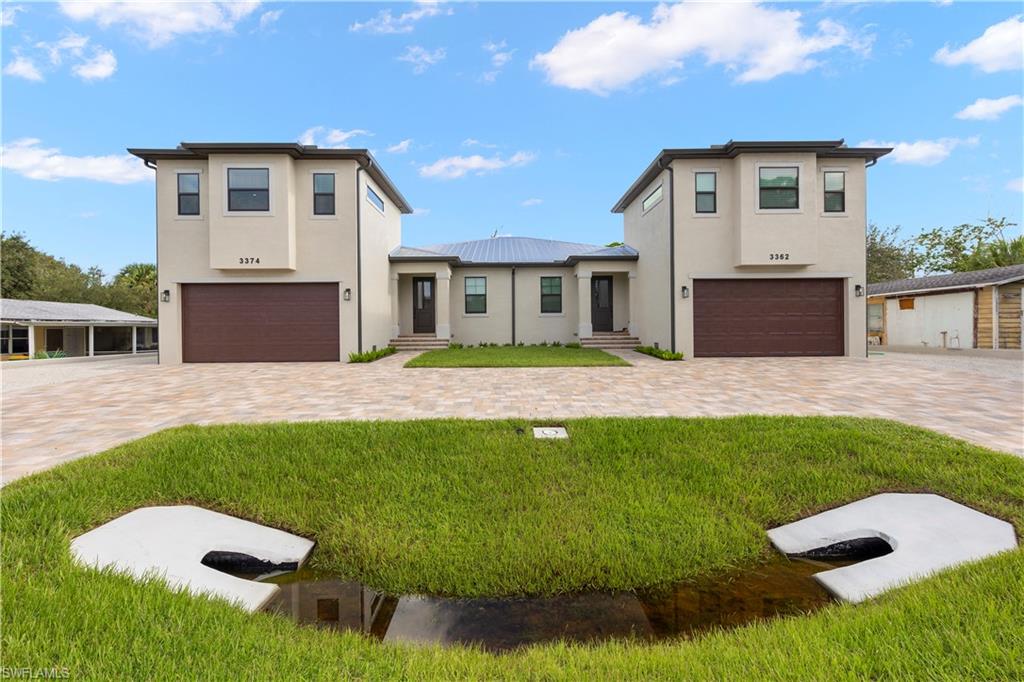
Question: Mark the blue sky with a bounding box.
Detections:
[3,1,1022,276]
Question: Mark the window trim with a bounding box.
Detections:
[540,276,563,314]
[694,170,718,216]
[641,183,663,214]
[821,167,848,216]
[898,297,915,311]
[2,324,29,355]
[464,276,487,315]
[311,171,337,218]
[755,162,803,214]
[174,169,203,220]
[366,184,385,215]
[223,165,273,216]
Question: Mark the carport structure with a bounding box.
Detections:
[1,299,157,359]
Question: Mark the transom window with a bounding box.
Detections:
[758,167,799,209]
[464,277,487,314]
[642,184,663,212]
[367,185,385,213]
[227,168,269,211]
[313,173,335,215]
[824,171,846,213]
[177,173,199,216]
[540,276,562,314]
[1,325,29,355]
[695,172,716,213]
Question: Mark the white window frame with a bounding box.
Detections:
[692,168,720,218]
[309,168,339,221]
[366,183,385,215]
[223,164,274,217]
[174,168,204,221]
[641,183,663,214]
[820,166,849,218]
[754,161,804,215]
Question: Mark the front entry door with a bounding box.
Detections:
[45,328,64,351]
[591,276,613,332]
[413,277,436,333]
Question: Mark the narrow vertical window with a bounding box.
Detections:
[642,184,663,212]
[695,172,716,213]
[758,167,799,209]
[824,171,845,213]
[367,185,385,213]
[227,168,270,211]
[313,173,335,215]
[540,276,562,313]
[465,277,487,314]
[177,173,200,215]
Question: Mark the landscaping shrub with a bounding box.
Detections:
[347,346,397,363]
[32,350,67,360]
[635,345,685,361]
[565,342,581,349]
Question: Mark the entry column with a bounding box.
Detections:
[435,272,451,340]
[577,275,592,339]
[389,274,401,339]
[628,272,638,336]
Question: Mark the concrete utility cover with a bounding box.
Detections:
[767,493,1017,603]
[533,427,568,439]
[70,505,314,612]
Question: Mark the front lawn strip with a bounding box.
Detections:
[3,417,1022,679]
[405,344,630,367]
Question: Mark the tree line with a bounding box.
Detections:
[1,232,156,318]
[867,217,1022,283]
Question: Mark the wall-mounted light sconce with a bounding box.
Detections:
[343,288,352,301]
[855,284,864,297]
[160,290,170,303]
[681,285,690,299]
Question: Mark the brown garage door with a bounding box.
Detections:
[693,279,844,357]
[182,283,339,362]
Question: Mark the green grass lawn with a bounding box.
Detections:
[3,417,1023,679]
[405,344,630,367]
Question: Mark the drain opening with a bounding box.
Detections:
[201,551,298,579]
[790,537,893,562]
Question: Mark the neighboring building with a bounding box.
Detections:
[130,139,890,363]
[613,140,890,357]
[866,265,1024,350]
[0,299,157,360]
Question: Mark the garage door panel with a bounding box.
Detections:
[694,279,844,357]
[182,283,339,363]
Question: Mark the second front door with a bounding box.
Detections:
[591,276,613,332]
[413,277,436,333]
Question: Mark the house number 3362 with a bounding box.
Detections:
[239,257,261,264]
[768,253,790,261]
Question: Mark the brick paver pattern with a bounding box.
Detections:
[2,351,1021,482]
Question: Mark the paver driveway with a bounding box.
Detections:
[2,351,1021,481]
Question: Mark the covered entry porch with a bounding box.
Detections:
[573,260,637,347]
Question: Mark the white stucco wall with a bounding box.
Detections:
[885,292,975,348]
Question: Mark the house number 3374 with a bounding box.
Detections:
[239,257,261,264]
[768,253,790,261]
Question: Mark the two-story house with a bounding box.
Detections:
[129,139,889,363]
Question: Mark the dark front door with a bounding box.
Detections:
[693,278,845,357]
[413,277,436,333]
[591,276,613,332]
[45,328,64,351]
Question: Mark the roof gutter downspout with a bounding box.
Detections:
[659,158,676,353]
[511,266,517,345]
[355,160,366,354]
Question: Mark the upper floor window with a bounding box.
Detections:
[177,173,200,216]
[465,276,487,314]
[695,172,716,213]
[642,184,663,213]
[367,185,385,213]
[758,167,799,210]
[313,173,335,215]
[227,168,269,211]
[540,276,562,314]
[823,171,845,213]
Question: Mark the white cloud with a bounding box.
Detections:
[462,138,496,148]
[3,55,44,82]
[398,45,446,74]
[860,136,979,166]
[1,4,25,27]
[419,151,536,180]
[412,207,431,216]
[955,95,1023,121]
[1007,177,1024,193]
[37,32,90,65]
[0,138,151,183]
[480,39,514,83]
[350,0,451,34]
[298,126,372,148]
[72,49,117,81]
[387,139,412,154]
[59,1,262,48]
[531,2,872,95]
[521,198,543,207]
[934,15,1024,72]
[258,9,283,31]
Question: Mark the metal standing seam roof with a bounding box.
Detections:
[0,299,157,324]
[867,264,1024,297]
[389,236,639,265]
